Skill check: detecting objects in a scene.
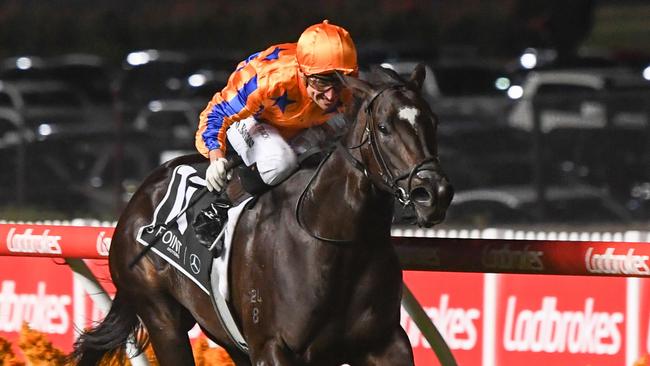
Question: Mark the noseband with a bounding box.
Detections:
[342,84,438,206]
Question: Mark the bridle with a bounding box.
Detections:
[296,82,440,243]
[340,83,439,206]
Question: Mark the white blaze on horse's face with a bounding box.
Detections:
[397,106,420,130]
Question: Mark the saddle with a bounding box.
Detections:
[192,147,330,253]
[192,163,266,254]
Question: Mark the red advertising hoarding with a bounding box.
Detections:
[0,256,87,354]
[495,275,627,366]
[640,278,650,360]
[402,271,483,366]
[1,223,649,364]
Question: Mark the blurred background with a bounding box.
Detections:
[1,0,650,231]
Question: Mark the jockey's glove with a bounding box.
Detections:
[206,158,232,192]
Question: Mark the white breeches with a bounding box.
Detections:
[226,116,348,186]
[226,117,298,186]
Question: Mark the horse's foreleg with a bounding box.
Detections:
[136,296,197,366]
[355,327,414,366]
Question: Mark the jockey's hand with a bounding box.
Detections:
[206,158,231,192]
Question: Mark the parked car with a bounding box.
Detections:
[442,184,635,227]
[78,138,153,216]
[132,99,203,164]
[0,79,100,150]
[376,60,514,124]
[437,123,533,190]
[0,79,87,109]
[1,54,114,105]
[47,53,114,106]
[118,50,192,104]
[178,69,229,101]
[0,56,48,81]
[507,68,650,132]
[2,122,153,217]
[0,108,27,201]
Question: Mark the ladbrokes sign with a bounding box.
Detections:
[495,275,627,366]
[6,228,62,255]
[503,296,623,355]
[0,280,70,334]
[403,271,484,365]
[401,272,649,366]
[0,256,109,352]
[585,247,650,276]
[482,243,544,272]
[0,224,112,258]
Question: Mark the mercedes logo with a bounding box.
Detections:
[189,254,201,274]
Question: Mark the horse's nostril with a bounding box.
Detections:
[410,187,432,204]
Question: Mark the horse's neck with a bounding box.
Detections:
[300,147,394,242]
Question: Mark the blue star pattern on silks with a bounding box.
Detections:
[263,47,284,61]
[272,91,295,113]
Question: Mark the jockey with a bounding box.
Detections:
[193,20,358,249]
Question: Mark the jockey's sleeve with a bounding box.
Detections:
[196,62,265,157]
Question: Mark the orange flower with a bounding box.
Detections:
[2,324,235,366]
[18,323,66,366]
[191,337,235,366]
[635,354,650,366]
[0,336,24,366]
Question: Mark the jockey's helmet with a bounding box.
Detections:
[296,20,358,76]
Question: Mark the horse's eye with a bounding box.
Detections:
[378,124,389,134]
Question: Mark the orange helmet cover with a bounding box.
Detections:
[296,20,358,76]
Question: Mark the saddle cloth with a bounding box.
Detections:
[136,164,213,294]
[135,163,250,352]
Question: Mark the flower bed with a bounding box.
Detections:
[0,323,234,365]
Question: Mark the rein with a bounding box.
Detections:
[295,147,351,243]
[296,83,439,243]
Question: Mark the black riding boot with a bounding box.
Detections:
[193,196,232,256]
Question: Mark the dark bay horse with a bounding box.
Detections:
[72,64,452,365]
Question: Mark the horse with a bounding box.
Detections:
[71,63,453,365]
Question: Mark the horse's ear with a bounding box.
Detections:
[408,63,426,91]
[337,72,373,97]
[369,65,404,84]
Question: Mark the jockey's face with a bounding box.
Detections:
[304,73,343,111]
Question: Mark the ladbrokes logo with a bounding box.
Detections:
[402,294,480,350]
[585,247,650,276]
[0,280,70,334]
[6,228,62,255]
[503,296,623,355]
[96,231,111,257]
[482,243,544,271]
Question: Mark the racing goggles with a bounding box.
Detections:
[306,73,343,92]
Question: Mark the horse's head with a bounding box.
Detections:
[339,64,453,227]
